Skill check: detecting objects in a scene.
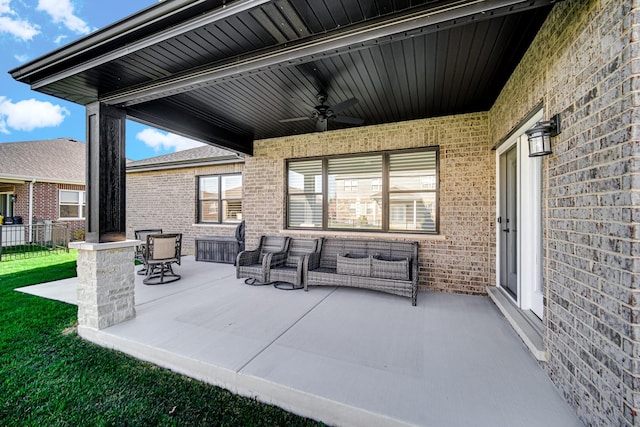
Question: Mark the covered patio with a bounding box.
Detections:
[10,0,637,424]
[19,257,581,426]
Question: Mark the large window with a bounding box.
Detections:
[287,148,438,233]
[198,174,242,223]
[59,190,85,219]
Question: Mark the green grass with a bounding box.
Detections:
[0,252,323,426]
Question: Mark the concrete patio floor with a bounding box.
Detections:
[18,256,582,427]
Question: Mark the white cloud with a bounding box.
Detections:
[0,97,70,134]
[37,0,91,35]
[136,128,205,153]
[53,34,67,44]
[0,0,12,15]
[13,53,29,62]
[0,9,40,41]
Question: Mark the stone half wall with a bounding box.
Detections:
[490,0,637,425]
[244,113,494,295]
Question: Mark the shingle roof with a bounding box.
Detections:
[0,138,85,184]
[126,144,243,171]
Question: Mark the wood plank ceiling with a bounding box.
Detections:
[10,0,557,154]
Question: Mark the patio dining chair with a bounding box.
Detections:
[236,235,290,285]
[134,228,162,274]
[142,233,182,285]
[271,238,322,290]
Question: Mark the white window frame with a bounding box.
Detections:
[59,190,85,220]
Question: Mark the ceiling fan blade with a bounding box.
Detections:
[333,115,364,125]
[331,97,358,114]
[316,119,328,132]
[279,117,310,123]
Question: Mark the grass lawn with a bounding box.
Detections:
[0,252,322,426]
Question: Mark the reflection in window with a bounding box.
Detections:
[328,155,382,230]
[389,151,437,232]
[287,160,323,228]
[287,148,438,233]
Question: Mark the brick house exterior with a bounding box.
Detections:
[126,145,244,256]
[9,0,639,425]
[0,139,86,240]
[237,1,640,423]
[491,1,636,424]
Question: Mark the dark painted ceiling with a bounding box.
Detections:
[10,0,557,155]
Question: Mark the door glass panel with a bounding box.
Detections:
[500,145,518,299]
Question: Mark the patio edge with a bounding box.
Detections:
[78,325,418,427]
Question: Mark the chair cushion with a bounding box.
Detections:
[153,237,177,260]
[371,256,410,281]
[336,253,371,277]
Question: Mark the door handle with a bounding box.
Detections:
[502,228,510,232]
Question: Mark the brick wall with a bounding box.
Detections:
[31,182,58,220]
[5,182,84,240]
[244,113,493,294]
[126,162,244,255]
[490,0,637,424]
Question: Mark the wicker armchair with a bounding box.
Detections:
[236,235,290,285]
[142,233,182,285]
[271,238,322,290]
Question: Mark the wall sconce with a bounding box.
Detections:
[10,194,17,203]
[526,114,561,157]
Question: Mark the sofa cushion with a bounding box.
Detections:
[336,253,371,277]
[371,256,410,281]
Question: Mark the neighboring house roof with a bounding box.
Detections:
[0,138,85,184]
[126,144,244,172]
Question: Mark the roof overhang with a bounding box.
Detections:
[0,175,84,185]
[126,156,244,173]
[9,0,560,156]
[0,178,26,184]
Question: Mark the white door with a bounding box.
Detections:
[496,112,544,319]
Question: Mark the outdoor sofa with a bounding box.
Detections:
[304,238,419,305]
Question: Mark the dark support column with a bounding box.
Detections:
[85,102,127,243]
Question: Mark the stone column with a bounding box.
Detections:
[71,240,138,330]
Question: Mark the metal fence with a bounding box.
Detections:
[0,222,70,262]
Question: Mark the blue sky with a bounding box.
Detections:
[0,0,205,160]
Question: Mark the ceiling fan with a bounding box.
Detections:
[279,93,364,132]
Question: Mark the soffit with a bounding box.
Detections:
[10,0,556,154]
